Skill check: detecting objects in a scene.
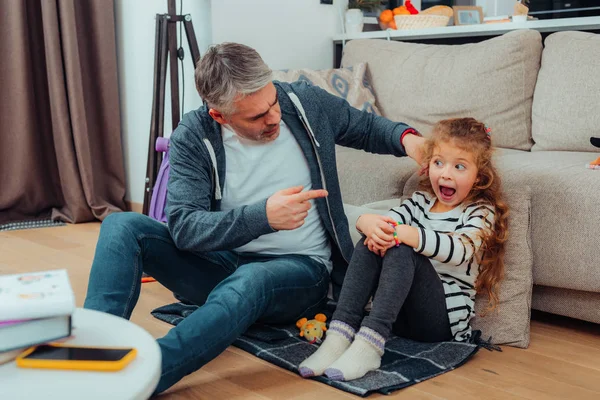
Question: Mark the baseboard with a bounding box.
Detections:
[125,201,143,214]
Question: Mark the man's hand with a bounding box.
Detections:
[357,214,396,248]
[266,186,328,231]
[402,133,426,166]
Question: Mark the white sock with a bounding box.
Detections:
[324,326,385,381]
[298,320,355,378]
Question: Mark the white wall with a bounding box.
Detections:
[211,0,347,71]
[114,0,212,204]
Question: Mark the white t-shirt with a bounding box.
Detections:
[220,121,332,271]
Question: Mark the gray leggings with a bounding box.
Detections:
[333,241,453,342]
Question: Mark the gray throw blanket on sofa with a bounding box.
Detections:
[151,302,496,396]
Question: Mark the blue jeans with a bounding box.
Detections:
[83,212,330,394]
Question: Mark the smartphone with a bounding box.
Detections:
[16,343,137,372]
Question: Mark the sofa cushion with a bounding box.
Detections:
[336,146,418,206]
[271,63,381,115]
[470,187,533,348]
[492,150,600,293]
[344,186,534,348]
[531,31,600,152]
[340,30,543,151]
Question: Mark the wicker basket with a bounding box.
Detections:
[393,14,450,30]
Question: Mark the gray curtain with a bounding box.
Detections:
[0,0,126,224]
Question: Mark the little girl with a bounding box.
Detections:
[299,117,508,381]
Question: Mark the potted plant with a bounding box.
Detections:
[346,0,385,33]
[348,0,384,11]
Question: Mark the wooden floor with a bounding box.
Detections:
[1,223,600,400]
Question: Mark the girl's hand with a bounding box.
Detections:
[364,237,395,256]
[363,224,420,257]
[356,214,396,247]
[375,225,420,257]
[375,238,397,257]
[394,224,420,249]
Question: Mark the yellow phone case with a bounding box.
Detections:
[16,343,137,372]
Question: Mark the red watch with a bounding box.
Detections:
[400,128,421,147]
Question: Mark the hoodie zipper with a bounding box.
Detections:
[287,92,349,264]
[203,138,222,200]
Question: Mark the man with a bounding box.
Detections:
[84,42,424,394]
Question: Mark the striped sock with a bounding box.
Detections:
[298,320,355,378]
[355,326,386,355]
[324,326,385,381]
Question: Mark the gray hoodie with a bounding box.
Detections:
[166,80,414,298]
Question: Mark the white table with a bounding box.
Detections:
[0,308,161,400]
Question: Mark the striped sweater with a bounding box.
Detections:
[386,191,495,341]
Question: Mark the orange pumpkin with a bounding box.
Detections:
[393,6,410,15]
[379,9,394,23]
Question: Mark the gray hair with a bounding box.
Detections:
[195,43,272,115]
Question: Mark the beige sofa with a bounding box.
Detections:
[336,29,600,325]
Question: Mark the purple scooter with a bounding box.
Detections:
[149,137,171,223]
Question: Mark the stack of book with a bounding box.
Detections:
[0,269,75,364]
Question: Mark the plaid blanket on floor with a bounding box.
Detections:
[151,302,491,397]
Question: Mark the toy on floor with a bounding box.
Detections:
[141,273,156,283]
[589,137,600,170]
[296,313,328,344]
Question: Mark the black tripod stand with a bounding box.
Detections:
[142,0,201,215]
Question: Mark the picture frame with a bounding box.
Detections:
[452,6,484,26]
